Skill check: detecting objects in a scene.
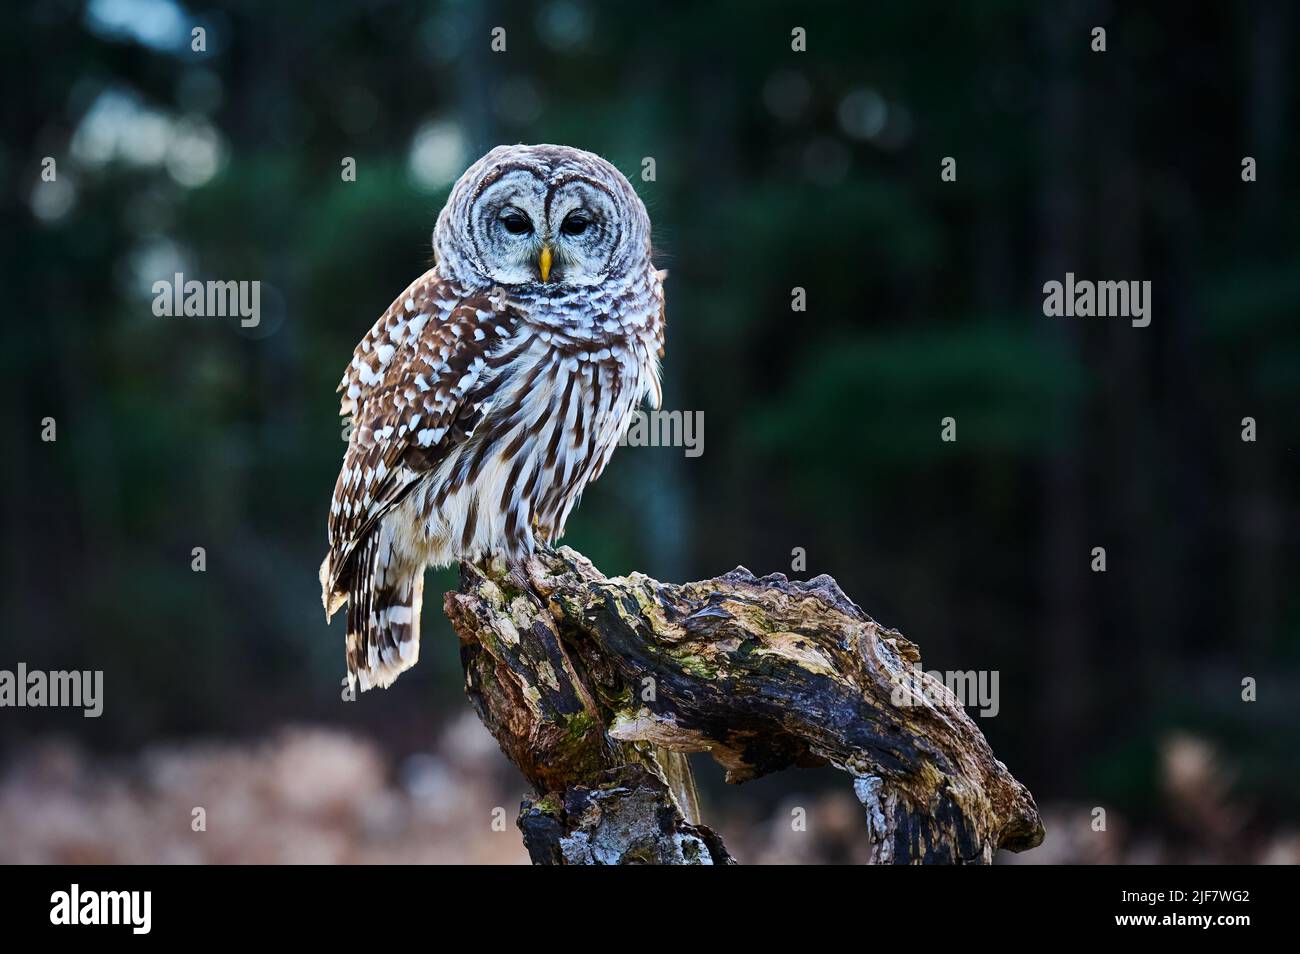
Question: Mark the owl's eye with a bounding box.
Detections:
[560,211,592,236]
[500,210,533,235]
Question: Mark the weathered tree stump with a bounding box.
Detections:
[444,546,1044,864]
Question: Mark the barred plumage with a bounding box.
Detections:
[321,145,664,691]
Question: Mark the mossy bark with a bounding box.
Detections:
[445,546,1044,864]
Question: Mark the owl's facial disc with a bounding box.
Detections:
[543,180,620,286]
[468,169,550,287]
[467,166,625,289]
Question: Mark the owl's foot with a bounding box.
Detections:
[465,549,510,578]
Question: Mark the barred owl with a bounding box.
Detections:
[320,144,665,692]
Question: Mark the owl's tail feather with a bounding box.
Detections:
[319,553,347,619]
[341,533,424,692]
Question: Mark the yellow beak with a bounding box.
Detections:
[538,244,553,283]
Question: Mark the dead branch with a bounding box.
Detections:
[444,546,1044,864]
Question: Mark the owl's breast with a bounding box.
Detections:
[411,325,657,564]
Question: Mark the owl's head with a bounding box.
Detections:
[434,144,651,290]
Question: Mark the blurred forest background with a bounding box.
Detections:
[1,0,1297,863]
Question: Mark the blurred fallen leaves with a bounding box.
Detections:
[0,715,530,864]
[2,725,1295,864]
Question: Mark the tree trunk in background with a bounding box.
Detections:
[1095,47,1170,707]
[1036,7,1090,777]
[1236,0,1287,656]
